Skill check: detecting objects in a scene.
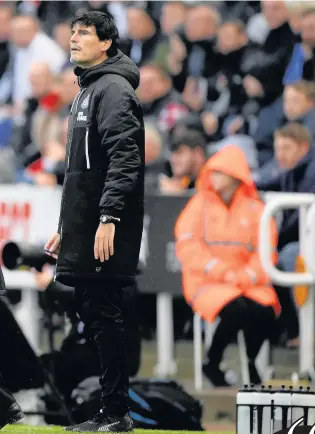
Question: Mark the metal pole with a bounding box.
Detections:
[154,293,177,377]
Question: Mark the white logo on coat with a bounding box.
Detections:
[77,112,87,122]
[81,94,90,109]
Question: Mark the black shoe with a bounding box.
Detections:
[249,360,262,385]
[65,410,134,432]
[202,362,235,387]
[0,387,24,429]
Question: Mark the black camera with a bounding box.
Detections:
[1,241,56,272]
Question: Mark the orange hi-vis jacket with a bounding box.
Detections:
[174,145,281,323]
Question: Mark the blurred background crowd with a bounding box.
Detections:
[0,0,315,381]
[0,0,314,193]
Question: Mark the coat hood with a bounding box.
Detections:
[197,145,259,199]
[75,50,140,89]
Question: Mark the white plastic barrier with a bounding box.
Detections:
[259,192,315,380]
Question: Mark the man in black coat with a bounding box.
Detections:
[0,267,24,430]
[45,11,144,433]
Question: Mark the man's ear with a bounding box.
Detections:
[102,39,112,53]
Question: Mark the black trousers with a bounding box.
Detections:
[74,279,130,416]
[207,297,275,365]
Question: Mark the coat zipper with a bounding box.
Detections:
[85,127,90,169]
[67,88,85,169]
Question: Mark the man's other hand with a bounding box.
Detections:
[44,233,61,259]
[94,223,115,262]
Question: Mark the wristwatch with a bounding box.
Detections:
[100,215,120,224]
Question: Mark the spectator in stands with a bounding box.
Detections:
[53,20,72,70]
[200,20,257,142]
[0,4,13,104]
[254,80,315,169]
[0,4,12,82]
[242,0,295,106]
[12,62,63,174]
[175,145,280,386]
[257,123,314,257]
[215,1,261,25]
[160,1,187,36]
[168,3,221,111]
[257,123,314,347]
[33,116,68,187]
[159,129,206,194]
[286,0,315,35]
[59,67,79,115]
[284,8,315,85]
[123,5,164,67]
[9,15,66,113]
[53,20,71,55]
[137,64,188,135]
[144,122,164,193]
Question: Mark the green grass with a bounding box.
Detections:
[1,425,233,434]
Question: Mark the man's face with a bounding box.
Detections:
[29,64,52,98]
[54,23,71,53]
[284,87,314,120]
[170,145,194,178]
[127,8,154,41]
[137,67,169,104]
[185,7,217,42]
[11,16,37,48]
[301,13,315,48]
[262,0,288,29]
[0,7,12,41]
[274,136,308,169]
[217,24,247,54]
[210,171,236,194]
[161,3,186,35]
[70,23,110,68]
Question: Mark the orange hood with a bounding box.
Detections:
[197,145,259,199]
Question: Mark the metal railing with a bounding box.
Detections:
[259,192,315,380]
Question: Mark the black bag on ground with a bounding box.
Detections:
[70,377,204,431]
[129,378,204,430]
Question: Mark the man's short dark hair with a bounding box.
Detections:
[170,130,206,152]
[71,11,119,57]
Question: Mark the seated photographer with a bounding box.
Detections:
[175,145,280,387]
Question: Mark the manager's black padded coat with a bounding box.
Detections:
[55,51,145,286]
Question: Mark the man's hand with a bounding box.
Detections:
[34,265,54,290]
[34,172,57,186]
[243,75,264,97]
[44,233,61,259]
[183,77,204,112]
[226,116,244,135]
[201,112,218,135]
[94,223,115,262]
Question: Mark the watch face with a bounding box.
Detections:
[101,216,107,223]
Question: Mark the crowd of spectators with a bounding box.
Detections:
[0,0,315,359]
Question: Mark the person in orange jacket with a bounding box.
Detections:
[175,145,281,386]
